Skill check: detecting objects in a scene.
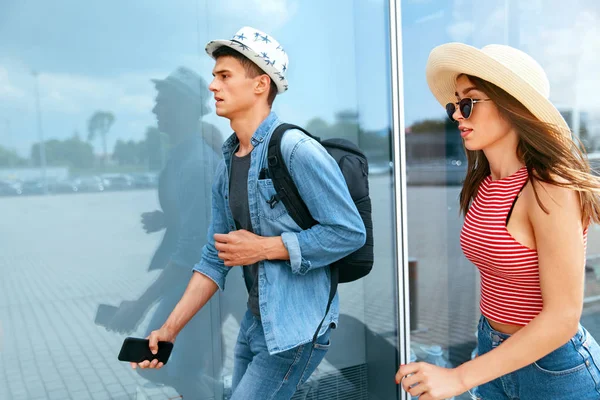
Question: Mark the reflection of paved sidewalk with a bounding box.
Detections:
[0,181,399,399]
[0,192,189,399]
[582,302,600,337]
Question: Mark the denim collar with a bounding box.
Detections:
[221,111,279,158]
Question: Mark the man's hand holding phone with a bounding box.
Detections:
[122,327,177,370]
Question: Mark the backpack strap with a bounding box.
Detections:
[266,123,338,343]
[267,123,318,230]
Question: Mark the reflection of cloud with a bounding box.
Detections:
[0,67,26,100]
[215,0,299,30]
[118,95,154,114]
[522,9,600,108]
[446,0,476,42]
[514,3,600,141]
[0,59,168,154]
[446,21,475,42]
[446,0,505,44]
[415,10,444,24]
[0,65,158,117]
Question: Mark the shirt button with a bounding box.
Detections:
[586,359,591,367]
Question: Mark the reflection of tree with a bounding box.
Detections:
[409,119,447,134]
[112,140,139,166]
[112,126,168,171]
[87,111,115,166]
[31,133,94,169]
[305,110,391,163]
[306,117,329,136]
[406,118,464,164]
[0,146,26,167]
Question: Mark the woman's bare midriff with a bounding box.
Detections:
[487,317,524,334]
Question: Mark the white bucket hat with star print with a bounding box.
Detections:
[205,26,289,94]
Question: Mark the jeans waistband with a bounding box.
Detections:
[478,315,586,344]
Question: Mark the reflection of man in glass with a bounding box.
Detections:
[108,66,222,397]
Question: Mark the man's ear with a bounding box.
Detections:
[255,74,271,95]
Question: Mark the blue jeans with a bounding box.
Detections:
[231,310,331,399]
[473,315,600,399]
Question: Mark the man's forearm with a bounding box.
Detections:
[162,271,218,336]
[262,236,290,261]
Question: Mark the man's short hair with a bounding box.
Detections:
[212,46,277,106]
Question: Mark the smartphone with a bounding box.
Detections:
[94,304,118,327]
[118,337,173,365]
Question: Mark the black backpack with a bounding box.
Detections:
[266,123,374,340]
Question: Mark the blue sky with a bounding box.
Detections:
[1,0,599,157]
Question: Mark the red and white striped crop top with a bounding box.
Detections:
[460,166,587,326]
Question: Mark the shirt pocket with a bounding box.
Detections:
[257,179,288,221]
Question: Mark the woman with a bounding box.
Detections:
[396,43,600,399]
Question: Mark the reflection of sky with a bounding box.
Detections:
[0,0,391,156]
[1,0,600,156]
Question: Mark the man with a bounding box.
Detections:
[133,27,366,399]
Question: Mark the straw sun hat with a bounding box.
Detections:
[425,43,571,137]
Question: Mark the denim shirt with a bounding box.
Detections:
[192,112,366,354]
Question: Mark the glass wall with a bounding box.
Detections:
[401,0,600,398]
[0,1,401,399]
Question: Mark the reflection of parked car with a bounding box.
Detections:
[101,174,134,191]
[406,158,467,186]
[369,161,393,175]
[73,176,105,192]
[131,172,158,188]
[21,179,47,195]
[50,180,78,194]
[588,153,600,176]
[0,180,22,196]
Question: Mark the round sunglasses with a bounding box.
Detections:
[445,98,492,122]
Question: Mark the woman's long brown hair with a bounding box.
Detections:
[459,74,600,225]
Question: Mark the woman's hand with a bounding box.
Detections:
[396,362,468,400]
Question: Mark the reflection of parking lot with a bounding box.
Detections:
[406,160,466,186]
[407,155,600,187]
[369,158,469,186]
[0,172,158,197]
